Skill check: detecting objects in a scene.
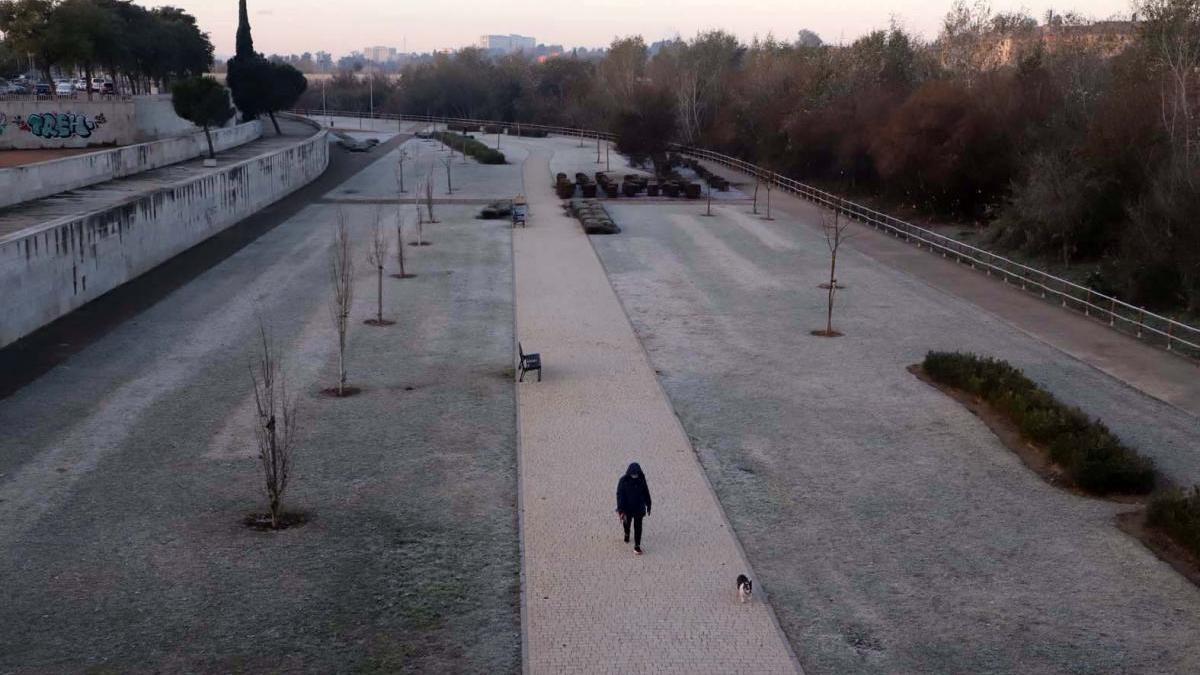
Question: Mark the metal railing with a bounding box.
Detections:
[292,108,1200,360]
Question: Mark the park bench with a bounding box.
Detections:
[518,343,542,382]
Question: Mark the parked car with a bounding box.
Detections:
[90,78,114,94]
[54,80,75,96]
[33,81,51,95]
[73,78,88,92]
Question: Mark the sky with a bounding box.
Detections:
[141,0,1135,58]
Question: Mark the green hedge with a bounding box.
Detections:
[922,352,1155,496]
[433,131,506,165]
[1148,487,1200,558]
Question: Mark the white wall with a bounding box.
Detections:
[0,96,222,149]
[0,100,136,149]
[0,121,262,209]
[0,128,329,348]
[133,95,201,141]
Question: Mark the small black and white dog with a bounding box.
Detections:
[736,574,753,603]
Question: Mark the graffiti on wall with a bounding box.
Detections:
[0,112,107,139]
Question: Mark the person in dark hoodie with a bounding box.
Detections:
[616,462,652,555]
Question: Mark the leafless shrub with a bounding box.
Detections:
[249,318,298,530]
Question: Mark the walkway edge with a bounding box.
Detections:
[585,231,806,674]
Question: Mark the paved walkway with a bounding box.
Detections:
[696,160,1200,418]
[513,148,801,674]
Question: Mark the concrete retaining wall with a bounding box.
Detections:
[0,97,209,149]
[0,121,263,209]
[0,128,329,348]
[0,100,135,149]
[133,96,199,140]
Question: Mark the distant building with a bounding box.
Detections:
[477,34,537,55]
[962,20,1137,70]
[362,46,398,63]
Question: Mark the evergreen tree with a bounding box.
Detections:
[235,0,253,59]
[172,76,235,159]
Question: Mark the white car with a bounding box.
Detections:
[73,79,88,92]
[55,81,75,96]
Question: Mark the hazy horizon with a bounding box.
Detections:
[141,0,1134,58]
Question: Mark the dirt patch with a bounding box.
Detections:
[320,386,364,398]
[409,241,434,247]
[242,511,311,531]
[810,330,844,338]
[1117,510,1200,588]
[390,273,418,279]
[364,319,397,327]
[0,147,108,168]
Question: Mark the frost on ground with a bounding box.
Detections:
[592,201,1200,674]
[0,198,520,673]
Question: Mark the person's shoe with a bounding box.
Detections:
[624,535,630,543]
[634,546,643,555]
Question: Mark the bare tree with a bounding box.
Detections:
[815,210,850,337]
[704,181,714,216]
[752,174,760,215]
[763,174,775,221]
[395,148,409,193]
[413,180,425,246]
[442,156,454,195]
[329,210,355,395]
[249,318,298,529]
[365,208,393,325]
[1138,0,1200,162]
[425,177,439,225]
[394,197,411,279]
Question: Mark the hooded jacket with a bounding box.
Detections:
[616,462,652,518]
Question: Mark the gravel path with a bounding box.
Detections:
[513,146,800,674]
[0,153,520,672]
[590,202,1200,674]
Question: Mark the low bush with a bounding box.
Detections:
[1148,487,1200,559]
[432,131,507,165]
[922,352,1155,496]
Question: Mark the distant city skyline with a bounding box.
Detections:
[140,0,1135,58]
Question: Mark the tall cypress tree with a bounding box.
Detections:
[235,0,254,59]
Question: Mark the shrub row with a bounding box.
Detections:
[1148,487,1200,559]
[922,351,1156,496]
[432,132,507,165]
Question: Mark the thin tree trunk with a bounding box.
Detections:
[204,125,215,159]
[396,217,406,276]
[376,266,383,323]
[269,111,282,135]
[827,249,837,335]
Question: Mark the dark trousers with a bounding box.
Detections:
[622,514,643,546]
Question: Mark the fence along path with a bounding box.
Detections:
[295,108,1200,361]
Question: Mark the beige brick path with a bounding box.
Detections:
[514,148,802,674]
